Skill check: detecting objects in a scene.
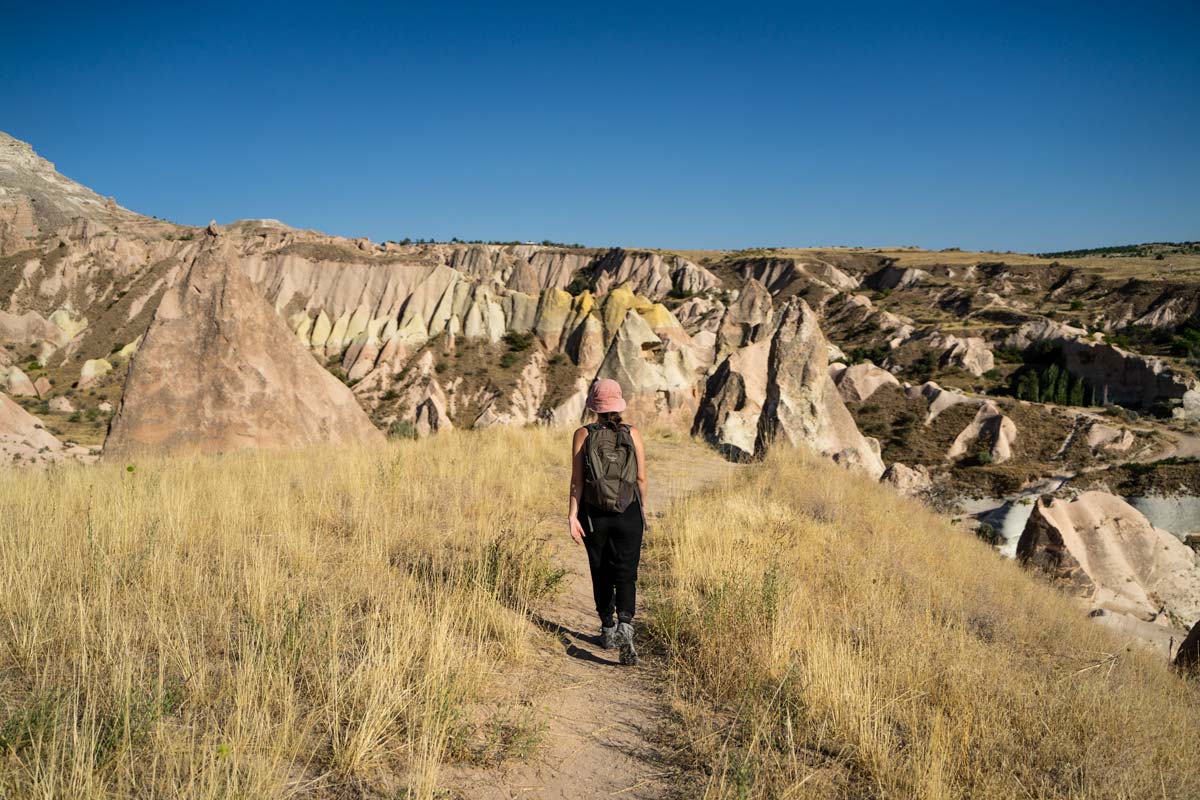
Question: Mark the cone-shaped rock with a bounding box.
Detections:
[754,299,885,477]
[104,229,384,458]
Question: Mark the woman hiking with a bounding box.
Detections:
[568,379,647,666]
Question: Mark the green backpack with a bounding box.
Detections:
[582,422,639,512]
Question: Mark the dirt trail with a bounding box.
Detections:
[446,437,737,799]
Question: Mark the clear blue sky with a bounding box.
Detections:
[3,1,1197,252]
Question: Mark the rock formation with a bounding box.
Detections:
[881,462,933,497]
[715,279,773,359]
[595,310,701,429]
[0,392,91,466]
[1016,491,1200,625]
[726,299,885,476]
[1,131,144,253]
[3,366,37,397]
[946,401,1017,464]
[104,227,384,457]
[1176,619,1200,673]
[693,338,771,460]
[832,361,900,403]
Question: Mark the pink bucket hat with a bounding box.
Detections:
[587,379,626,414]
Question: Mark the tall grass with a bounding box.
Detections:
[650,447,1200,799]
[0,429,565,798]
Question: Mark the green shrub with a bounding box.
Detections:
[848,345,889,366]
[388,420,418,440]
[503,332,534,352]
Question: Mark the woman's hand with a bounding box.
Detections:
[569,516,586,545]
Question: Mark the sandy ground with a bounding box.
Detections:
[445,436,738,799]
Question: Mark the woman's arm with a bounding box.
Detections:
[568,426,587,544]
[630,426,647,512]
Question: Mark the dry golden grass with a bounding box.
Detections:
[6,426,1199,798]
[650,447,1200,799]
[0,428,567,798]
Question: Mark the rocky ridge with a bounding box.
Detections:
[1,130,1198,496]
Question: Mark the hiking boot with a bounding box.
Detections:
[601,624,618,650]
[616,622,639,666]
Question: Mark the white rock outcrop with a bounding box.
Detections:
[946,401,1017,464]
[833,361,900,403]
[1017,491,1200,625]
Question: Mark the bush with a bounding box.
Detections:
[909,352,939,376]
[848,345,889,366]
[388,419,418,440]
[503,332,534,352]
[499,352,519,369]
[975,522,1001,546]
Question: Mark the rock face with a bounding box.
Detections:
[1176,619,1200,673]
[1004,318,1197,417]
[946,401,1017,464]
[866,263,931,291]
[744,300,884,476]
[594,310,701,429]
[716,279,773,359]
[0,131,143,253]
[104,228,384,458]
[693,338,771,459]
[1016,491,1200,625]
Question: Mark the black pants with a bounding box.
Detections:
[579,500,644,625]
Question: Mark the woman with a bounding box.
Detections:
[568,379,647,666]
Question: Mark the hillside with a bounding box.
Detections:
[1,431,1197,798]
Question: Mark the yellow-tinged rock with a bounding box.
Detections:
[79,358,112,388]
[309,310,332,349]
[49,308,88,340]
[602,284,654,338]
[571,291,595,318]
[113,336,141,362]
[534,288,573,348]
[637,303,676,330]
[290,311,313,345]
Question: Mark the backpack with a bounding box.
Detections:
[582,422,639,512]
